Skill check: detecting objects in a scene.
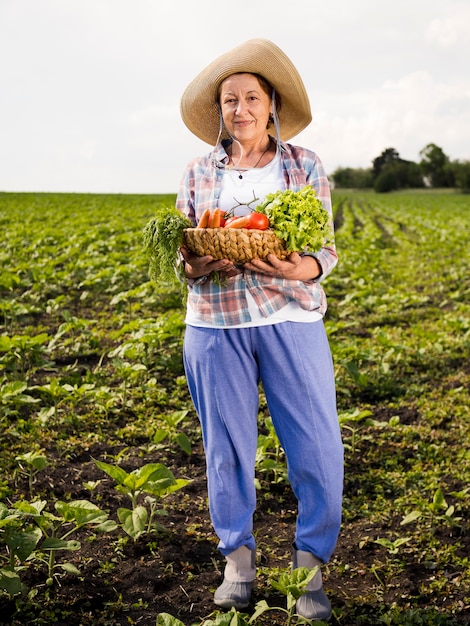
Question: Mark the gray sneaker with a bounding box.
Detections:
[292,545,332,621]
[296,586,332,621]
[214,579,254,609]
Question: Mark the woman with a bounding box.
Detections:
[176,39,343,621]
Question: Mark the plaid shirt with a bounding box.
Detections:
[176,139,338,326]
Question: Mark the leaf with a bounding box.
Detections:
[249,600,271,622]
[54,500,109,526]
[40,538,81,551]
[5,527,42,561]
[175,432,192,455]
[142,206,192,285]
[58,562,81,576]
[0,569,23,596]
[93,458,129,485]
[0,505,23,527]
[124,463,176,493]
[445,505,455,517]
[429,487,447,513]
[15,452,48,472]
[118,506,147,539]
[94,519,119,533]
[256,186,332,253]
[156,614,186,626]
[13,500,47,517]
[400,510,422,525]
[153,429,168,444]
[157,478,191,497]
[344,361,368,387]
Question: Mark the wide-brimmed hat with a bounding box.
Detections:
[180,38,312,145]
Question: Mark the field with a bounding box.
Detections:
[0,190,469,626]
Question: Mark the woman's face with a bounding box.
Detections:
[219,73,271,143]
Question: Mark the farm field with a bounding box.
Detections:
[0,189,469,626]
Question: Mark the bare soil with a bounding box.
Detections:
[1,434,468,626]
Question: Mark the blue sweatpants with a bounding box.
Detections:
[183,320,343,562]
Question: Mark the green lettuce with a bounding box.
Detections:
[256,185,333,253]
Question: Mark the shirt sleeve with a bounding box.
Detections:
[176,165,197,226]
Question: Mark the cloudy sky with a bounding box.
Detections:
[1,0,469,194]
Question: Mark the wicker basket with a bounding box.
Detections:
[184,228,288,263]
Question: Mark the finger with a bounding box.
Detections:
[265,253,285,268]
[180,246,194,262]
[210,259,234,271]
[244,258,272,272]
[287,252,301,265]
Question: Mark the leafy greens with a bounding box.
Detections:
[142,206,192,285]
[256,185,333,253]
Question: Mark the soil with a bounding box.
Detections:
[1,436,469,626]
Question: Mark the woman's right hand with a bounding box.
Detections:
[180,247,239,279]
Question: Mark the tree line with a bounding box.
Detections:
[331,143,470,192]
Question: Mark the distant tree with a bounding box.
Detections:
[419,143,453,187]
[372,147,401,178]
[374,168,398,193]
[451,160,470,192]
[397,160,425,189]
[331,167,373,188]
[372,148,424,192]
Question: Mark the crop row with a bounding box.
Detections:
[0,190,469,625]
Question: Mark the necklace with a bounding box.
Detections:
[228,138,272,179]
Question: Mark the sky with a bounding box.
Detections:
[1,0,469,194]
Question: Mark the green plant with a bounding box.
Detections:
[255,417,288,486]
[0,502,37,597]
[264,566,321,625]
[0,498,117,595]
[0,380,39,418]
[152,409,192,455]
[0,333,50,377]
[400,488,460,531]
[158,609,252,625]
[373,536,412,555]
[157,567,320,626]
[142,205,192,288]
[93,459,190,540]
[15,451,48,498]
[338,407,391,454]
[1,190,469,623]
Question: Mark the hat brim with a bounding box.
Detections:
[180,39,312,145]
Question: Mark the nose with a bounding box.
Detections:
[235,100,248,115]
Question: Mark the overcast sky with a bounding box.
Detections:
[1,0,469,194]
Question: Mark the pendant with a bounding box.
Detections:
[239,173,243,179]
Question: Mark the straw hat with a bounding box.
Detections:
[180,38,312,145]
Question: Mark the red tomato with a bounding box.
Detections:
[247,213,270,230]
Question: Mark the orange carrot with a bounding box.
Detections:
[196,209,211,228]
[224,215,250,229]
[209,208,223,228]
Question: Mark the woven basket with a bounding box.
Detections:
[184,228,288,263]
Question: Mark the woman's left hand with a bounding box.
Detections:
[244,252,321,281]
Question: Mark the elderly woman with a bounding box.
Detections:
[176,39,343,621]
